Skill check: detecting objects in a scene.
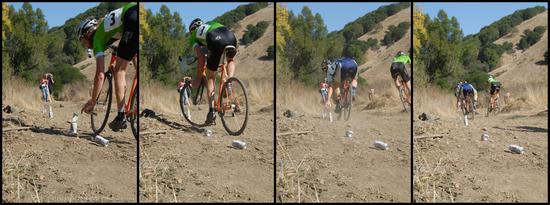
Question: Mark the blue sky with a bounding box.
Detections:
[284,2,396,32]
[8,2,100,28]
[144,2,250,29]
[418,3,548,35]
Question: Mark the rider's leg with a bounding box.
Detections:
[206,69,216,109]
[405,80,412,104]
[113,58,129,116]
[227,58,235,78]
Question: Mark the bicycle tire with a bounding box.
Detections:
[344,88,352,121]
[129,86,139,141]
[220,77,249,135]
[181,78,207,127]
[91,71,113,135]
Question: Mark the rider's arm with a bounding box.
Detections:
[90,55,106,103]
[195,45,205,74]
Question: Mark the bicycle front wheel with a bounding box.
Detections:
[220,77,249,135]
[180,79,208,127]
[91,71,113,135]
[129,86,139,140]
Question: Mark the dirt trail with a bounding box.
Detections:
[276,99,411,202]
[2,101,137,202]
[413,110,547,202]
[138,107,274,202]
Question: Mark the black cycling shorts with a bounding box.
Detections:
[490,84,501,95]
[117,5,138,61]
[206,27,237,71]
[390,62,410,82]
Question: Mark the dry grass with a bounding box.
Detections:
[2,78,43,112]
[276,138,321,203]
[413,86,456,118]
[2,141,42,202]
[276,82,322,115]
[140,82,180,115]
[139,143,180,203]
[243,79,274,109]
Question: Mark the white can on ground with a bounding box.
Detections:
[232,140,246,149]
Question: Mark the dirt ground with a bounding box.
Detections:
[138,105,274,202]
[413,109,548,202]
[2,101,137,202]
[276,99,411,202]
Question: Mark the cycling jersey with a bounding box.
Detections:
[326,57,358,83]
[92,2,137,58]
[188,21,224,47]
[392,55,411,64]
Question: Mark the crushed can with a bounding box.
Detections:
[94,135,109,146]
[481,133,489,141]
[232,140,246,149]
[374,141,389,150]
[204,129,213,137]
[509,144,523,154]
[345,130,353,138]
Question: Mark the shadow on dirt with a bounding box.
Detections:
[140,108,203,133]
[494,125,548,133]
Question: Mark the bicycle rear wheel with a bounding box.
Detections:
[91,71,113,135]
[128,86,139,140]
[220,77,249,135]
[180,78,208,127]
[343,89,352,121]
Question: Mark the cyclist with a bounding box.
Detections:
[187,18,238,125]
[455,81,478,112]
[177,77,192,107]
[78,2,138,132]
[390,51,411,105]
[321,57,358,113]
[487,75,501,111]
[319,78,329,105]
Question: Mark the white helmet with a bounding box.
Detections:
[76,18,98,40]
[189,18,203,32]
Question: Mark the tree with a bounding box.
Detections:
[240,21,269,45]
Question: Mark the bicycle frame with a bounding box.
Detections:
[105,52,138,118]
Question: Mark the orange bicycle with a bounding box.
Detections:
[90,45,138,140]
[180,45,249,135]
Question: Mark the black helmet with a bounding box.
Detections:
[189,18,203,32]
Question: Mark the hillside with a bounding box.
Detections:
[358,8,411,99]
[492,11,548,88]
[231,4,274,81]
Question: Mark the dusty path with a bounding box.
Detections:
[138,107,274,202]
[413,110,547,202]
[2,101,137,202]
[276,104,411,202]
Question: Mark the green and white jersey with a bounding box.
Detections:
[92,2,137,57]
[392,54,411,64]
[188,21,224,47]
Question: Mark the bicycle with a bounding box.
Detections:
[486,92,501,117]
[180,45,249,135]
[90,45,138,140]
[459,93,475,126]
[320,87,332,122]
[336,80,352,121]
[396,75,411,113]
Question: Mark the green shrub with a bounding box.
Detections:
[49,63,86,97]
[516,26,546,50]
[214,2,268,29]
[382,21,410,46]
[240,21,269,45]
[266,45,274,59]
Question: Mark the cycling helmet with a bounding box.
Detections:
[189,18,203,32]
[321,60,331,71]
[396,51,405,56]
[76,18,98,40]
